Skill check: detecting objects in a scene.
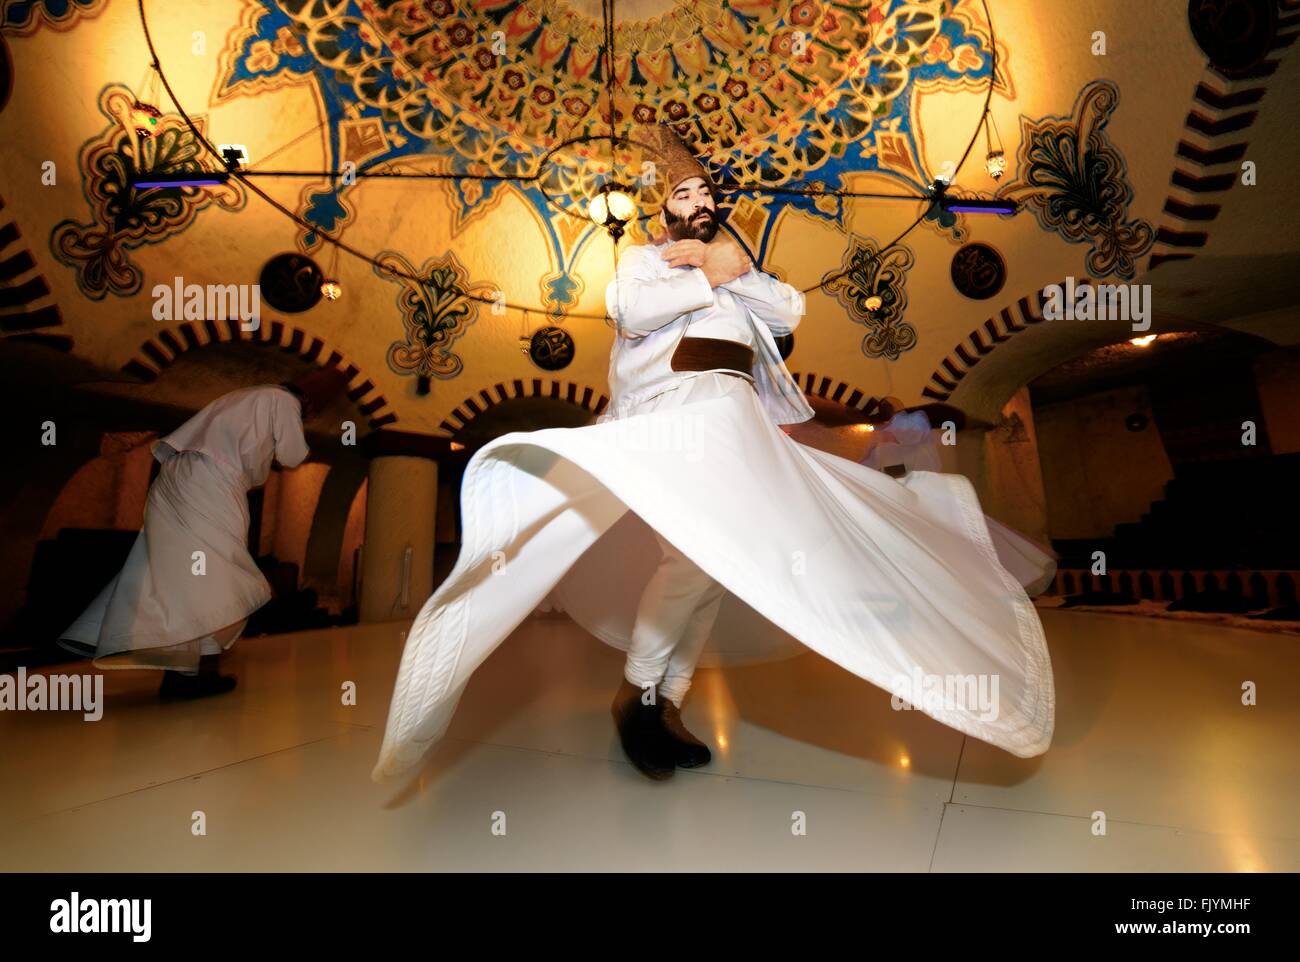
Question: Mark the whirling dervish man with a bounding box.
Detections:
[60,367,350,699]
[374,125,1056,784]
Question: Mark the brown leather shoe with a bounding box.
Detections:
[610,679,676,780]
[159,670,237,701]
[658,693,712,768]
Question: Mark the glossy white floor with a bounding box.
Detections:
[2,607,1297,872]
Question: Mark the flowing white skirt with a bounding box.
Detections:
[374,373,1056,781]
[59,451,270,672]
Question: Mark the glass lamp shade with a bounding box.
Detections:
[985,149,1007,180]
[588,185,636,228]
[605,188,636,222]
[320,280,342,301]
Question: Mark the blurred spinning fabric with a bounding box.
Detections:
[374,370,1057,781]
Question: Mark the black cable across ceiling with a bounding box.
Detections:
[134,0,1004,320]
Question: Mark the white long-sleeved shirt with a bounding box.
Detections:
[153,385,310,488]
[602,240,815,425]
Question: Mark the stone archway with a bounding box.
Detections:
[120,317,397,430]
[436,376,610,437]
[788,369,889,417]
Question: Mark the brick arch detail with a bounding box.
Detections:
[919,282,1057,403]
[438,378,610,435]
[788,371,888,416]
[922,12,1300,407]
[1148,10,1300,271]
[439,373,893,435]
[120,317,397,430]
[0,191,69,352]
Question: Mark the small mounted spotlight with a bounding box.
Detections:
[217,144,250,171]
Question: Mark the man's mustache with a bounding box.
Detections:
[663,204,721,241]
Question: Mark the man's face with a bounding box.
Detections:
[662,176,719,242]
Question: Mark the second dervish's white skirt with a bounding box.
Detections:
[59,451,270,672]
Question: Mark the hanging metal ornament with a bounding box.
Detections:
[320,242,342,301]
[518,309,532,356]
[259,252,325,313]
[131,61,163,139]
[528,325,576,371]
[983,109,1006,181]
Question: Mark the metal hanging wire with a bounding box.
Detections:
[133,0,1005,318]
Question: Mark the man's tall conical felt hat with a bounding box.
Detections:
[638,123,713,199]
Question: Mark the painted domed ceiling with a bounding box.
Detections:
[1,0,1298,433]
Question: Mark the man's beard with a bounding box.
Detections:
[664,205,720,242]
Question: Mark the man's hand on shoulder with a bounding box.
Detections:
[662,236,752,289]
[661,239,707,270]
[701,236,753,288]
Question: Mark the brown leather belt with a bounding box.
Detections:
[670,336,754,375]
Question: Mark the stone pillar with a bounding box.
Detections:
[337,480,368,608]
[358,431,456,624]
[301,454,367,602]
[271,461,330,580]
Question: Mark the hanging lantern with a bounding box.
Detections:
[605,186,636,222]
[131,100,162,139]
[518,309,533,355]
[320,242,342,301]
[588,182,637,240]
[865,294,883,312]
[983,109,1006,181]
[985,149,1007,180]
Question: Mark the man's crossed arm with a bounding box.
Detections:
[720,264,804,337]
[606,237,805,339]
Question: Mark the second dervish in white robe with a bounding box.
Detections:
[60,386,310,672]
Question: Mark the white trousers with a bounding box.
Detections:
[624,528,728,704]
[618,371,751,704]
